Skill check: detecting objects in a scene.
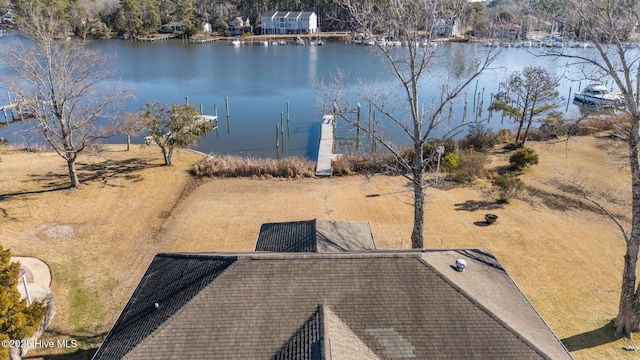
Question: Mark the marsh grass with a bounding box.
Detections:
[194,154,315,178]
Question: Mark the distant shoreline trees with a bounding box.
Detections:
[4,0,563,40]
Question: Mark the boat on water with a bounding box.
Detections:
[574,83,623,106]
[230,39,241,46]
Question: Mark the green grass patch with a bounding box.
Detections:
[50,263,107,333]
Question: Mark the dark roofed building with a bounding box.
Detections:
[93,248,572,359]
[255,219,376,252]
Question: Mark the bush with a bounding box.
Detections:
[496,129,515,144]
[441,152,458,172]
[449,150,488,183]
[401,138,457,167]
[509,148,539,170]
[570,114,630,137]
[458,122,498,152]
[332,153,399,175]
[493,173,525,203]
[537,111,569,139]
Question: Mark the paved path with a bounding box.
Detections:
[12,256,52,303]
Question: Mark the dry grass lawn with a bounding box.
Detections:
[0,135,636,359]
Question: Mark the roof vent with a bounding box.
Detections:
[454,259,467,272]
[154,303,159,309]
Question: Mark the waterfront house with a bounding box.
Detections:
[202,22,212,33]
[160,21,184,33]
[2,10,15,25]
[430,18,460,37]
[93,219,572,359]
[229,16,252,36]
[261,11,318,35]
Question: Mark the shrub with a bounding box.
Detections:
[493,173,525,203]
[401,138,457,167]
[449,150,488,183]
[509,148,539,170]
[332,153,399,175]
[537,111,569,139]
[458,122,498,152]
[496,129,515,144]
[441,152,458,172]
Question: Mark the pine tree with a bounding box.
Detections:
[0,246,46,349]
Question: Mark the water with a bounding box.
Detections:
[0,34,596,159]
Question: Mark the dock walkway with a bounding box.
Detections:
[315,115,335,176]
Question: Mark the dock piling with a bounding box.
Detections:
[286,102,290,138]
[225,96,230,134]
[280,113,284,154]
[276,124,280,160]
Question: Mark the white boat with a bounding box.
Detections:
[574,83,623,106]
[230,39,241,47]
[295,37,305,46]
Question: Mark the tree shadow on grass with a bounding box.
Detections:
[453,200,503,212]
[1,158,163,201]
[561,320,625,352]
[28,158,161,188]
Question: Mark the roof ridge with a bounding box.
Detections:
[415,256,555,359]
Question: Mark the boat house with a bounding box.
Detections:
[261,11,318,35]
[93,219,572,359]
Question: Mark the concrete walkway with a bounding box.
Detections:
[12,256,52,303]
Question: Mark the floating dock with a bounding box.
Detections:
[315,115,335,176]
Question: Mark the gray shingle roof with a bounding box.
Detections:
[92,254,236,360]
[255,220,316,252]
[93,250,572,359]
[255,219,376,252]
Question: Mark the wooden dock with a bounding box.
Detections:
[315,115,335,177]
[189,37,220,44]
[137,34,173,42]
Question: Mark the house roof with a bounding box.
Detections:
[261,11,316,18]
[93,249,572,359]
[255,219,377,252]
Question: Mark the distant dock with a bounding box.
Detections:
[315,115,335,176]
[189,37,220,44]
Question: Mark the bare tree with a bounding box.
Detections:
[330,0,500,248]
[2,6,130,188]
[540,0,640,335]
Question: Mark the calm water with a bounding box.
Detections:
[0,34,594,159]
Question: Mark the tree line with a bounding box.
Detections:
[4,0,573,38]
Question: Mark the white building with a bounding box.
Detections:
[261,11,318,35]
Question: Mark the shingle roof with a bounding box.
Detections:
[93,250,572,359]
[91,254,236,360]
[255,220,316,252]
[255,219,376,252]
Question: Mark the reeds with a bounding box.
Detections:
[194,154,316,178]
